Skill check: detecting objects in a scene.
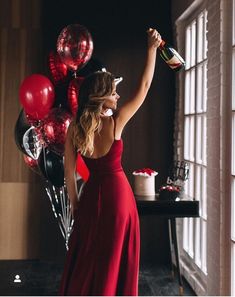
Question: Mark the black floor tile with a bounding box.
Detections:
[0,260,195,296]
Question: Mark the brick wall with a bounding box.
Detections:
[206,0,223,294]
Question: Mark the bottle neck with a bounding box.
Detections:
[159,40,166,50]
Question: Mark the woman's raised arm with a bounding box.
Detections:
[116,28,162,128]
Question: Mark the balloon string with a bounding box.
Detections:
[52,185,59,204]
[63,186,69,237]
[45,181,74,250]
[59,187,66,227]
[42,145,49,183]
[64,185,74,241]
[64,186,73,242]
[45,186,58,219]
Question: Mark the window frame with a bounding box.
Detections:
[182,8,208,277]
[174,2,208,294]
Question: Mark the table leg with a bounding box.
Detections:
[168,219,175,279]
[170,218,184,295]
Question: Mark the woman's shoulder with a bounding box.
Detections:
[67,120,77,138]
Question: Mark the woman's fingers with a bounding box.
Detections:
[147,28,162,48]
[70,201,79,219]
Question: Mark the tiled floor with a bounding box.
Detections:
[0,260,195,296]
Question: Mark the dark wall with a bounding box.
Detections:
[40,0,175,266]
[41,1,173,49]
[41,0,175,188]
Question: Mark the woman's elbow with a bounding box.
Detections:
[144,80,152,91]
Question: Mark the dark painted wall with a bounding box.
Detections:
[40,0,175,266]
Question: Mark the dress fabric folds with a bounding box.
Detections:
[59,139,140,296]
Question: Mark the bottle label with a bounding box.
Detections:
[165,55,182,69]
[166,48,184,70]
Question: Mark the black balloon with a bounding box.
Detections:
[38,147,64,187]
[14,109,31,156]
[78,57,106,76]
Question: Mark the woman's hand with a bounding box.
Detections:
[70,199,79,220]
[147,28,162,49]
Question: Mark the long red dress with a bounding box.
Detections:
[58,138,140,296]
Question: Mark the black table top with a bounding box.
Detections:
[135,194,199,218]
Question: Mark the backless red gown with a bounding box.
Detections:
[58,138,140,296]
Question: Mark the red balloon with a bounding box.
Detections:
[48,51,68,84]
[42,108,72,154]
[57,24,93,72]
[19,74,55,120]
[67,77,84,116]
[76,153,90,182]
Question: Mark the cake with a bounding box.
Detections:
[159,184,180,201]
[132,168,158,197]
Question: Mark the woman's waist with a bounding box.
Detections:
[88,166,124,176]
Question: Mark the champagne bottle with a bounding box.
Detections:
[158,40,185,71]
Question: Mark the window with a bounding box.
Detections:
[183,10,208,275]
[231,0,235,294]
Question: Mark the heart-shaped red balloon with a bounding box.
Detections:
[67,77,84,116]
[48,51,68,85]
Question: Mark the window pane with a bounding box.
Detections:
[201,167,207,220]
[202,219,207,274]
[185,71,190,114]
[203,10,208,59]
[189,218,194,258]
[186,27,191,69]
[195,218,201,267]
[189,162,195,198]
[191,21,196,67]
[202,115,207,166]
[203,62,207,112]
[184,116,190,160]
[184,116,195,162]
[196,64,203,112]
[196,115,202,163]
[197,13,203,63]
[202,167,207,219]
[185,176,190,196]
[195,164,202,216]
[190,116,195,161]
[183,218,189,252]
[195,165,201,204]
[190,68,195,113]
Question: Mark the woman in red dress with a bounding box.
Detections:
[59,28,162,296]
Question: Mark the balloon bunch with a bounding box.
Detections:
[14,24,100,249]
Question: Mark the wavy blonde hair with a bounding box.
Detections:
[70,71,115,156]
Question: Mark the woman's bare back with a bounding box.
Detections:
[83,115,121,159]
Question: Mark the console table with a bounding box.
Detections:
[135,195,199,295]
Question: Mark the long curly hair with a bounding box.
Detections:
[70,71,115,156]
